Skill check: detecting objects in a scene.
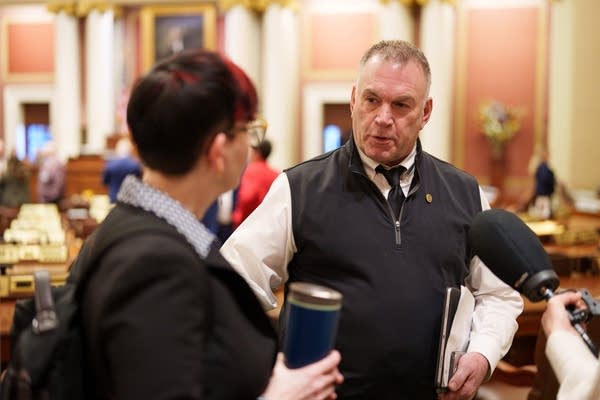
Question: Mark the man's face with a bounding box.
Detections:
[350,56,432,167]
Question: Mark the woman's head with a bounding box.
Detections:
[127,49,257,176]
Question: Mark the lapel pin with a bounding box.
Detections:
[425,193,433,203]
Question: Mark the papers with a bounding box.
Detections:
[435,285,475,392]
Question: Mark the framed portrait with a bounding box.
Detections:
[141,4,216,72]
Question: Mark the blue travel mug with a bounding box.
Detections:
[282,282,343,368]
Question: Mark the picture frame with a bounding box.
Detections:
[140,4,217,72]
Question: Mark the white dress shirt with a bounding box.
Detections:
[221,146,524,373]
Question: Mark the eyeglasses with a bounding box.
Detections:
[246,117,268,146]
[225,117,268,146]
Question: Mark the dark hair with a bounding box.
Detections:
[126,49,257,175]
[253,139,272,160]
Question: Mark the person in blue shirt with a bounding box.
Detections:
[102,137,142,202]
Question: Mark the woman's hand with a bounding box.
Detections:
[260,351,344,400]
[542,291,583,337]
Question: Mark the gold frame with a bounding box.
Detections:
[140,4,216,72]
[1,16,54,83]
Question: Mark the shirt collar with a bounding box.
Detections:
[117,175,215,258]
[356,142,417,181]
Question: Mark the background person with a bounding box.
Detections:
[201,189,239,243]
[232,138,278,229]
[0,150,30,208]
[541,291,600,399]
[76,49,342,399]
[525,146,556,219]
[102,137,142,202]
[36,141,65,204]
[221,40,523,399]
[0,139,6,176]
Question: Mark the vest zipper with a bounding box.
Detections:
[393,183,419,246]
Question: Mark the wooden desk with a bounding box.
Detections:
[545,243,599,276]
[1,299,16,369]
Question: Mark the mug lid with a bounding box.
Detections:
[288,282,342,306]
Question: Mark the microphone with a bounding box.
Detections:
[468,208,559,302]
[469,208,598,356]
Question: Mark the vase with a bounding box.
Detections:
[489,145,507,198]
[489,139,506,161]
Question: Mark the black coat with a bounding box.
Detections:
[81,204,277,399]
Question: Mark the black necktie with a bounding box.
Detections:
[376,165,406,218]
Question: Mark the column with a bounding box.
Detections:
[113,13,128,135]
[223,3,262,92]
[261,2,299,170]
[547,0,573,183]
[84,6,115,154]
[48,5,81,160]
[419,0,455,161]
[378,0,414,41]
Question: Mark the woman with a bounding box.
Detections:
[77,49,342,399]
[542,291,600,399]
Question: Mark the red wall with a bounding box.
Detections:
[460,6,543,190]
[6,22,54,74]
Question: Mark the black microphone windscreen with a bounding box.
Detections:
[469,209,559,301]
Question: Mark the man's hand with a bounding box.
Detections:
[439,352,489,400]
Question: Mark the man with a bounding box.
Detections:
[221,40,523,399]
[102,137,142,203]
[232,139,279,228]
[532,147,555,219]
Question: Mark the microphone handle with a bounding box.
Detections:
[571,320,599,357]
[543,287,599,357]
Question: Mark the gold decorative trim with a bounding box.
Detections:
[76,1,117,17]
[47,0,118,16]
[46,0,77,16]
[218,0,298,13]
[378,0,456,6]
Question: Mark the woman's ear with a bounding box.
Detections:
[206,132,228,175]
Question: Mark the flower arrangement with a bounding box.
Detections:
[478,100,524,159]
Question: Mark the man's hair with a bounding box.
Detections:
[253,139,272,160]
[359,40,431,94]
[126,49,257,175]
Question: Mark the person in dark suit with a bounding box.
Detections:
[78,49,342,399]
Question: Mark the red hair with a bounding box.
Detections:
[222,57,258,122]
